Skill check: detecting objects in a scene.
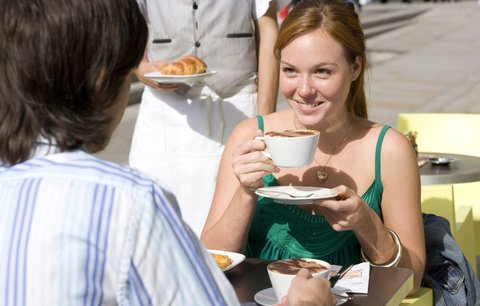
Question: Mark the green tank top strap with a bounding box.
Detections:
[375,125,391,182]
[256,115,264,132]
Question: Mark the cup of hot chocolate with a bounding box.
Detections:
[256,129,320,168]
[267,258,331,302]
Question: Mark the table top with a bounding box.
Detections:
[226,258,413,306]
[419,153,480,185]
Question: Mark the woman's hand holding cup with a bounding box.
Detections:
[232,129,280,190]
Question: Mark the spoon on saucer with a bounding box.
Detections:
[258,190,315,198]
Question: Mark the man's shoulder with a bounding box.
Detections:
[64,155,159,188]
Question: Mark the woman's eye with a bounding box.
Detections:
[315,68,331,76]
[282,67,295,74]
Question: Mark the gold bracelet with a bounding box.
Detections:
[360,228,402,267]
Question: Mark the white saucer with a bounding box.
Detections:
[254,287,349,306]
[253,287,278,306]
[144,70,216,84]
[255,186,337,205]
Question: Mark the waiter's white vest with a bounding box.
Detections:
[141,0,257,97]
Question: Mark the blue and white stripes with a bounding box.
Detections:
[0,149,239,306]
[3,178,40,306]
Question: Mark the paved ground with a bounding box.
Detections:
[366,1,480,126]
[96,0,480,165]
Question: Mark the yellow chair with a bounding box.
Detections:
[397,113,480,157]
[453,182,480,256]
[397,113,480,260]
[398,183,475,305]
[401,287,434,306]
[420,184,476,270]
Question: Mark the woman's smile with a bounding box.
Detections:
[294,99,323,110]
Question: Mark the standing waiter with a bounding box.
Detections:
[129,0,279,236]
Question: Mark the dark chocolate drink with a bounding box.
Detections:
[265,129,318,138]
[268,258,328,275]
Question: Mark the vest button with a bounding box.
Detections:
[195,41,201,48]
[193,2,198,9]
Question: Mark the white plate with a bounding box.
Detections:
[254,287,349,306]
[255,186,338,205]
[207,249,245,272]
[144,70,216,84]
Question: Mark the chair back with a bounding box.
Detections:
[397,113,480,261]
[397,113,480,157]
[421,184,476,270]
[421,184,456,236]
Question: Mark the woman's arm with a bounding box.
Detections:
[201,118,279,252]
[254,1,279,115]
[377,129,425,291]
[319,128,425,292]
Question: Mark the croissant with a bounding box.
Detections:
[159,55,207,75]
[210,253,232,270]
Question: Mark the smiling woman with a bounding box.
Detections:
[201,0,426,294]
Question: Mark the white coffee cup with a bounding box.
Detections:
[256,129,320,168]
[267,258,331,302]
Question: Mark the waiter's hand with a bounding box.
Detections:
[135,59,180,90]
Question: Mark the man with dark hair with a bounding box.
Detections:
[0,0,334,305]
[0,0,238,304]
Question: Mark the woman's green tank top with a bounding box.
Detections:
[246,115,390,265]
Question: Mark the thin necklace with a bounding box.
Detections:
[293,116,353,184]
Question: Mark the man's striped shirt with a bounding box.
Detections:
[0,148,239,306]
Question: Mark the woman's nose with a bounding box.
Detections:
[297,76,315,97]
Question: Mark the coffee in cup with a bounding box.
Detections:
[267,258,331,301]
[256,129,320,168]
[264,130,318,138]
